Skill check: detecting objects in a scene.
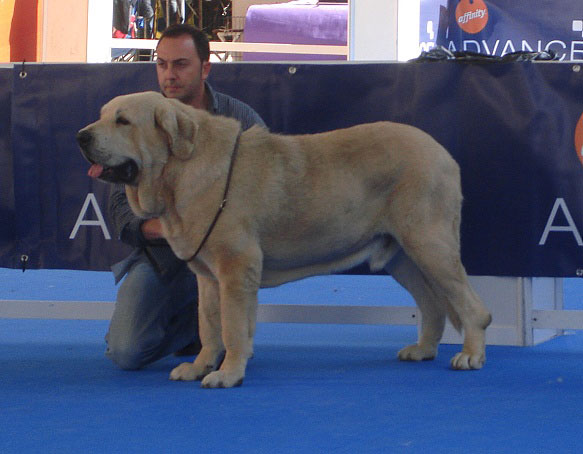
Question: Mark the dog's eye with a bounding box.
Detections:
[116,116,130,126]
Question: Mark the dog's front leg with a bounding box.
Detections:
[201,257,260,389]
[170,273,224,382]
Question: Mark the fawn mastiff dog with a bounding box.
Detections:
[77,91,491,388]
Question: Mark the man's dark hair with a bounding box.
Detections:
[157,24,210,62]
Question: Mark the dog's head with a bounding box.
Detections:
[77,91,197,185]
[77,91,199,216]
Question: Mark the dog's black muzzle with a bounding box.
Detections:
[76,129,93,151]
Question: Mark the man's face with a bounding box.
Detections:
[155,34,211,108]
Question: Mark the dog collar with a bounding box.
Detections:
[184,129,242,263]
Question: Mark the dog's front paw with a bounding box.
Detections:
[201,370,244,389]
[450,351,485,370]
[397,343,437,362]
[170,362,211,381]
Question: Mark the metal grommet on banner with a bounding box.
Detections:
[573,65,581,74]
[576,269,583,277]
[19,60,27,79]
[20,254,29,272]
[288,66,297,75]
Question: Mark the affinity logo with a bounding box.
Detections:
[576,113,583,167]
[456,0,489,34]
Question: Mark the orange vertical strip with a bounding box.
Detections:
[9,0,39,62]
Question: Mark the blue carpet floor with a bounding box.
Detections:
[1,270,582,453]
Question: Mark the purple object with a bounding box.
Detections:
[243,2,348,61]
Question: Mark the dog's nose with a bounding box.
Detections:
[76,130,93,150]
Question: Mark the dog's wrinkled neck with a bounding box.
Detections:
[125,163,167,218]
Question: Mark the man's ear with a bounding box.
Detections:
[154,102,197,160]
[201,61,211,81]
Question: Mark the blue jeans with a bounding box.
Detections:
[105,252,198,370]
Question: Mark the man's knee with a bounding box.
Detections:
[106,341,146,371]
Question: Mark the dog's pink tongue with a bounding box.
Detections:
[88,164,104,179]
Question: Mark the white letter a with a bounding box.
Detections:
[539,198,583,246]
[69,193,112,240]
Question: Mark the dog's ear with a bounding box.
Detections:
[154,103,197,160]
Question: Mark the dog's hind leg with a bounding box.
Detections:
[170,273,224,382]
[399,227,491,370]
[390,254,446,362]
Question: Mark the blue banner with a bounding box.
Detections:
[8,63,158,271]
[1,61,583,276]
[435,0,583,61]
[0,68,15,263]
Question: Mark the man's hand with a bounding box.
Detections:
[141,218,164,241]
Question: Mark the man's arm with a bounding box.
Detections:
[109,184,147,247]
[109,183,166,244]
